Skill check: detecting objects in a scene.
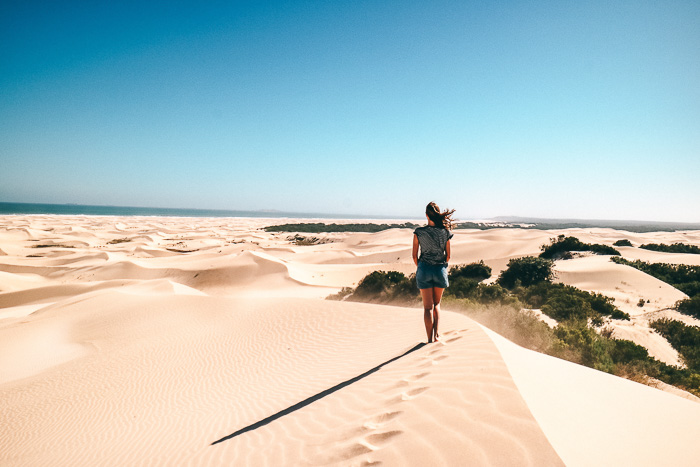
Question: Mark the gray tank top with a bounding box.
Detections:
[414,226,453,265]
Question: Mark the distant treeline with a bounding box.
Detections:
[264,223,419,233]
[640,243,700,254]
[264,222,700,233]
[458,222,700,233]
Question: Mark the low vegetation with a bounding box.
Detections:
[539,235,619,260]
[264,223,419,233]
[650,319,700,372]
[107,237,131,244]
[676,296,700,319]
[613,239,633,247]
[611,257,700,318]
[640,243,700,254]
[328,251,699,395]
[30,244,75,248]
[286,234,334,245]
[497,256,554,288]
[513,282,630,322]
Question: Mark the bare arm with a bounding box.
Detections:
[445,239,451,264]
[412,234,419,266]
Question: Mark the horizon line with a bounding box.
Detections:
[1,201,699,226]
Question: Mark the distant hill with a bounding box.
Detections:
[487,216,700,232]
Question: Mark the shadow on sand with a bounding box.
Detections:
[211,342,426,445]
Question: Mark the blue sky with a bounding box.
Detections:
[1,1,699,221]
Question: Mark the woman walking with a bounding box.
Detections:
[412,202,455,343]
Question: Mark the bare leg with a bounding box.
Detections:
[432,287,444,341]
[420,288,435,343]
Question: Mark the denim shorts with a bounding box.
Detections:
[416,261,449,289]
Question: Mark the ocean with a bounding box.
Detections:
[0,202,397,219]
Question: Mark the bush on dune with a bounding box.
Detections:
[448,261,492,282]
[539,235,619,260]
[676,296,700,319]
[611,258,700,288]
[498,256,554,289]
[348,270,418,303]
[650,319,700,372]
[613,239,633,247]
[446,277,479,299]
[515,282,630,322]
[677,281,700,298]
[640,243,700,254]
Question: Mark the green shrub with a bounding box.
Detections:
[476,283,509,304]
[446,277,479,299]
[347,271,418,303]
[107,238,131,244]
[650,319,700,371]
[539,235,619,259]
[542,293,592,322]
[552,323,615,372]
[676,296,700,319]
[677,281,700,298]
[613,239,633,247]
[449,261,491,282]
[640,243,700,254]
[610,339,650,363]
[514,282,629,322]
[498,256,554,289]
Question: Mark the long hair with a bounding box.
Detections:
[426,202,455,230]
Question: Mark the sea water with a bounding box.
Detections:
[0,202,391,219]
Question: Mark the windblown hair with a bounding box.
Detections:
[426,202,455,230]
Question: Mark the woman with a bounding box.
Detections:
[412,202,455,343]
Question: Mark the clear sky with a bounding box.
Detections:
[1,1,699,221]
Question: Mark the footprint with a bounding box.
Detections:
[400,386,429,400]
[385,386,429,404]
[327,443,374,462]
[364,411,403,429]
[332,425,373,441]
[434,355,448,361]
[387,380,411,390]
[446,335,463,343]
[407,371,430,381]
[365,430,403,447]
[383,372,430,390]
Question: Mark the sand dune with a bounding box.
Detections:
[1,215,700,465]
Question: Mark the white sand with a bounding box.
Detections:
[1,215,700,465]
